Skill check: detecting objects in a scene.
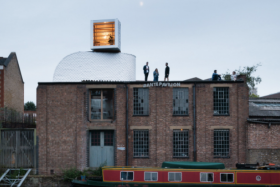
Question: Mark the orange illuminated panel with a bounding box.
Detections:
[94,22,115,46]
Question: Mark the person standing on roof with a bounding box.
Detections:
[164,62,170,81]
[231,71,237,81]
[143,62,149,81]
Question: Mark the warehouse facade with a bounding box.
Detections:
[37,77,249,175]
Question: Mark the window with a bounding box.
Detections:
[121,171,133,181]
[220,173,234,183]
[94,22,115,46]
[90,90,114,120]
[173,130,188,157]
[213,87,229,115]
[91,131,100,146]
[133,88,149,115]
[168,172,182,182]
[200,173,214,182]
[173,88,189,115]
[144,172,158,181]
[214,130,229,157]
[104,131,114,146]
[133,130,149,157]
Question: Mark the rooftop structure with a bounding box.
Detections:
[90,19,121,52]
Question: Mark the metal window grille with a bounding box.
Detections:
[91,131,100,146]
[104,131,114,146]
[214,130,229,157]
[168,172,182,182]
[173,130,188,157]
[133,130,149,157]
[133,88,149,115]
[173,88,189,115]
[213,87,229,115]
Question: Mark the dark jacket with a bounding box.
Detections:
[143,65,149,74]
[165,66,170,75]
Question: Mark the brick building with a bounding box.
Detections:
[37,77,249,175]
[0,52,24,112]
[247,98,280,164]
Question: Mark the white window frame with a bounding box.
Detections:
[200,172,214,182]
[168,172,182,182]
[120,171,134,181]
[144,172,158,181]
[220,173,234,183]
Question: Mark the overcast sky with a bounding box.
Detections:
[1,0,279,103]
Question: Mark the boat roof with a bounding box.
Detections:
[162,161,225,169]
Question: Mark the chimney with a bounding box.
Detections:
[237,74,247,83]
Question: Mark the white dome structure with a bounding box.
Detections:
[53,51,136,82]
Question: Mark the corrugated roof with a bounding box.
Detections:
[249,98,280,117]
[261,92,280,99]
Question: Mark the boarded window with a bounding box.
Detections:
[173,88,189,115]
[133,88,149,115]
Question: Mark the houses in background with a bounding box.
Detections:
[0,52,24,113]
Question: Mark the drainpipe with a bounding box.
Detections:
[125,84,129,166]
[193,84,197,162]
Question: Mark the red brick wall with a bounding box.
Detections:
[37,81,249,174]
[247,123,280,164]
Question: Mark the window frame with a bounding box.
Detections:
[172,88,189,116]
[168,172,182,182]
[120,171,134,181]
[133,88,149,116]
[89,89,114,121]
[213,129,230,158]
[220,173,234,183]
[200,172,214,182]
[144,172,158,181]
[213,87,229,116]
[133,130,149,158]
[173,130,189,158]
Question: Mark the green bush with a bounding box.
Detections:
[62,167,82,182]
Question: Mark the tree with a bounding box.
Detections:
[250,94,259,98]
[24,101,36,111]
[222,63,262,91]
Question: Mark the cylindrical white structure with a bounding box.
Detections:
[53,51,136,82]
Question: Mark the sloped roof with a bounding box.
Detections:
[0,52,24,83]
[261,92,280,99]
[184,77,202,81]
[249,98,280,117]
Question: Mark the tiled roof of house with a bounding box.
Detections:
[249,98,280,117]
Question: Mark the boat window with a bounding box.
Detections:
[121,171,133,181]
[220,173,234,182]
[144,172,158,181]
[200,173,214,182]
[168,172,182,182]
